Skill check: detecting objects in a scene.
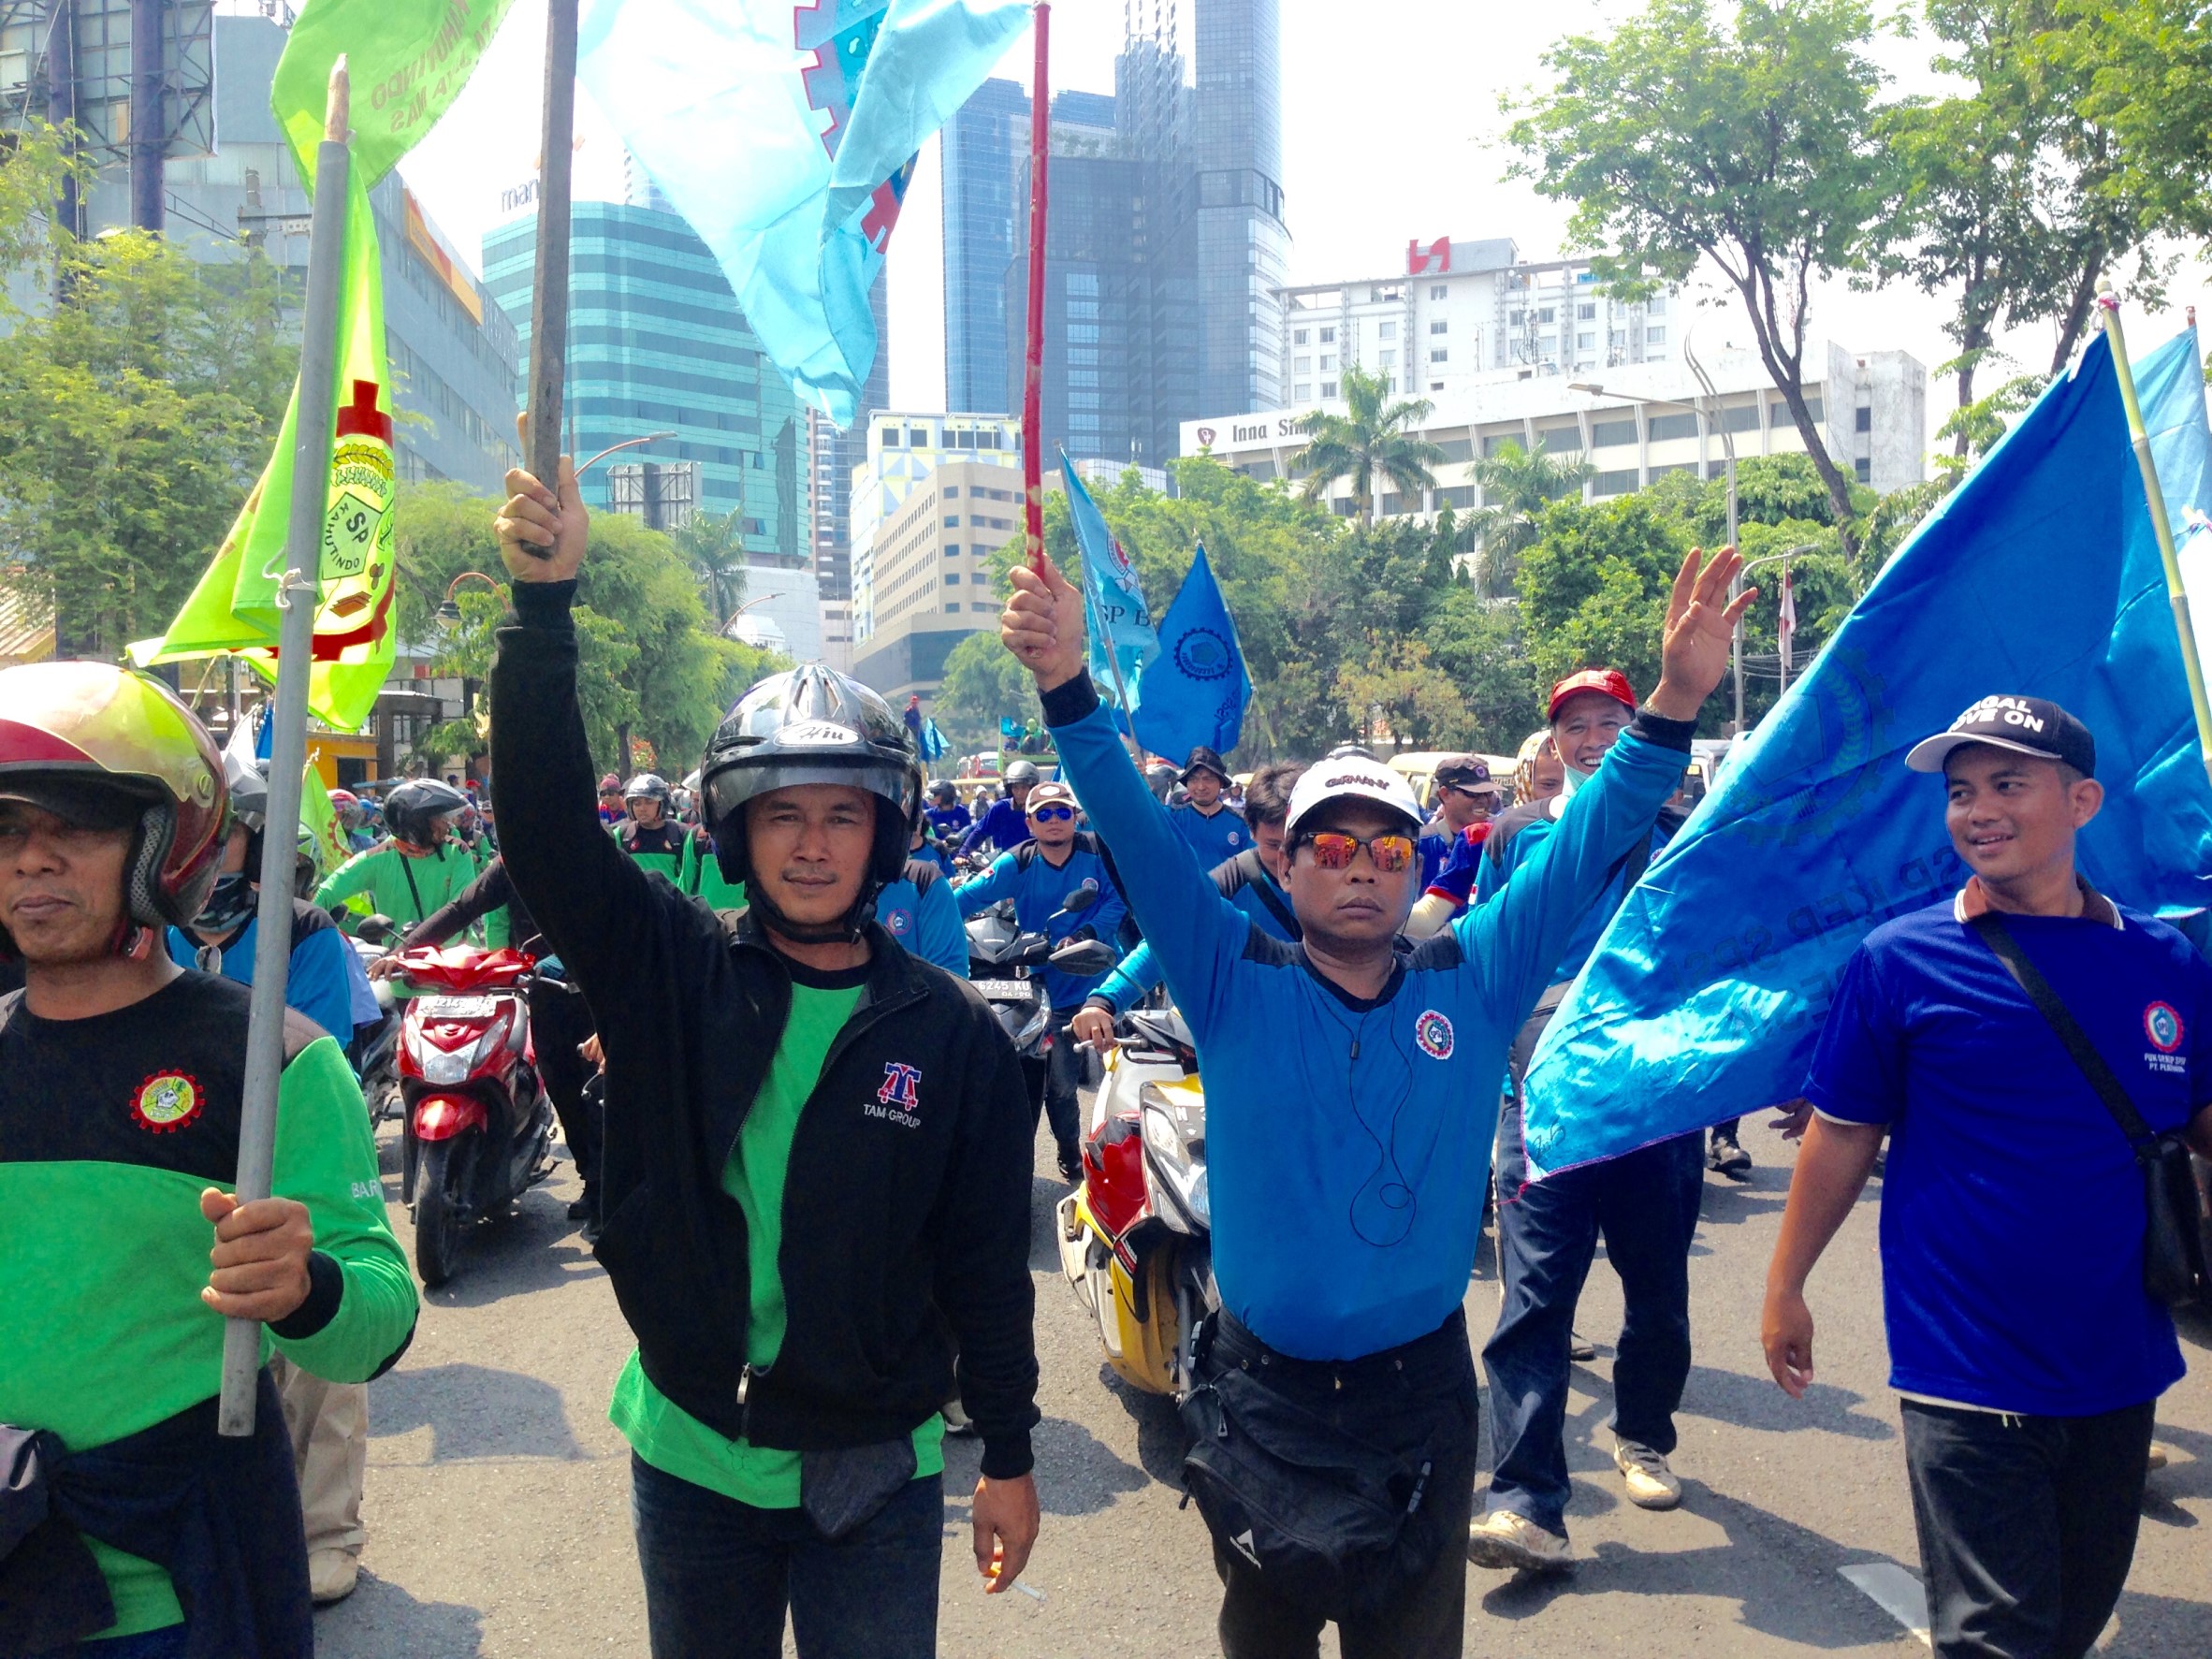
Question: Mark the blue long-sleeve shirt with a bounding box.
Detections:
[954,835,1127,1009]
[959,798,1033,859]
[1087,849,1299,1015]
[1169,803,1249,870]
[1042,675,1692,1361]
[871,860,970,977]
[1473,798,1682,986]
[167,899,362,1043]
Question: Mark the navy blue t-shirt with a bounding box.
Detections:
[1169,803,1248,870]
[1806,892,2212,1416]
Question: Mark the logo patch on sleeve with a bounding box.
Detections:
[1414,1010,1455,1060]
[132,1071,203,1133]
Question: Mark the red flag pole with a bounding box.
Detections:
[1021,3,1050,575]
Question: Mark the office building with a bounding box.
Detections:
[808,272,892,615]
[1183,342,1928,512]
[153,14,520,493]
[942,76,1034,415]
[1275,239,1684,409]
[1191,0,1288,415]
[482,198,817,657]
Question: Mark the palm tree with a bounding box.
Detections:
[675,507,749,630]
[1467,440,1594,597]
[1289,366,1445,527]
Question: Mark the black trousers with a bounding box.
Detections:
[1020,1007,1084,1156]
[526,977,602,1189]
[1901,1397,2156,1659]
[1207,1313,1479,1659]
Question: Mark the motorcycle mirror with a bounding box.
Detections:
[1049,937,1116,977]
[356,913,395,944]
[1059,879,1099,914]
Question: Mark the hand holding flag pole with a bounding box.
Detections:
[2100,295,2212,796]
[220,59,353,1437]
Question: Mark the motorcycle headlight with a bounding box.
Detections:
[421,1050,471,1084]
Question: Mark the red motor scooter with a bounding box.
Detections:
[390,944,555,1287]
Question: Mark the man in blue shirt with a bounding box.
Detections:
[1417,755,1498,890]
[955,780,1126,1180]
[874,853,968,977]
[1458,666,1707,1572]
[1767,694,2212,1659]
[1168,745,1248,870]
[1000,543,1749,1657]
[924,781,972,846]
[1071,762,1302,1035]
[958,761,1040,860]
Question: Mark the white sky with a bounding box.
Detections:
[400,0,2212,428]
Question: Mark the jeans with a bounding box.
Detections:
[1901,1398,2156,1659]
[1204,1311,1479,1659]
[1481,997,1704,1536]
[629,1454,943,1659]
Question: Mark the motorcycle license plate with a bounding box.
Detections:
[974,979,1034,1000]
[416,995,498,1018]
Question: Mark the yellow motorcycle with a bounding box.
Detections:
[1055,1008,1215,1397]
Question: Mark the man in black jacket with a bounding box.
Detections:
[490,452,1041,1659]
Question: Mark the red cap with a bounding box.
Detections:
[1548,668,1637,720]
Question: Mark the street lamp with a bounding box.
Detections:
[1571,349,1744,730]
[435,569,503,623]
[721,591,789,640]
[576,430,677,474]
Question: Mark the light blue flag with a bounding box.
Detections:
[1062,456,1159,721]
[576,0,1032,425]
[920,718,950,763]
[1133,544,1251,761]
[1521,327,2212,1177]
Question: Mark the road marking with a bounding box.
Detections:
[1839,1560,1931,1647]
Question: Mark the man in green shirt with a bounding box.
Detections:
[313,778,485,936]
[0,662,416,1657]
[493,455,1041,1659]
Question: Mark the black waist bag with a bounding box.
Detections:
[1178,1340,1448,1623]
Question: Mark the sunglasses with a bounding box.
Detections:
[1029,804,1075,822]
[1301,831,1416,873]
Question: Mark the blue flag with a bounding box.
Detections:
[576,0,1031,425]
[1521,327,2212,1176]
[1133,544,1251,761]
[920,718,949,763]
[1062,456,1159,720]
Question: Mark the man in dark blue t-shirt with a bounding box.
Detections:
[1767,693,2212,1659]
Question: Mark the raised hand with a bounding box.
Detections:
[1000,557,1087,693]
[493,412,588,583]
[1648,546,1755,721]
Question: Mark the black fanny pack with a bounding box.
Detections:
[1177,1311,1468,1623]
[1971,911,2211,1310]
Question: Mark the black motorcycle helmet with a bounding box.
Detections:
[384,778,468,850]
[929,780,957,805]
[697,664,923,941]
[623,772,673,806]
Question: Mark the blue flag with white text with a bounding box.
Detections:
[1063,456,1159,724]
[576,0,1031,425]
[1133,544,1251,761]
[1521,327,2212,1176]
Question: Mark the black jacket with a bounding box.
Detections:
[490,581,1040,1478]
[410,857,545,957]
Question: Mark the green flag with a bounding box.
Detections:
[272,0,518,195]
[131,163,397,732]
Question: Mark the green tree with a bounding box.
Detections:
[1334,643,1469,752]
[674,506,749,631]
[933,628,1035,757]
[1517,494,1694,706]
[1287,366,1444,527]
[1506,0,1896,534]
[1467,440,1594,596]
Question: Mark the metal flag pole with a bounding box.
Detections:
[1020,2,1051,575]
[2100,296,2212,796]
[524,0,579,533]
[220,59,352,1436]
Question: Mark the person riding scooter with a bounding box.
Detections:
[314,779,485,936]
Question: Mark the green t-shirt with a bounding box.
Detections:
[609,973,943,1507]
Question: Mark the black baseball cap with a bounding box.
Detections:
[1905,694,2097,779]
[1433,755,1496,793]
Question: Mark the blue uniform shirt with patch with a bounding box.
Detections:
[924,803,972,842]
[1045,677,1690,1361]
[954,837,1127,1010]
[1169,803,1248,871]
[960,798,1033,858]
[871,860,968,977]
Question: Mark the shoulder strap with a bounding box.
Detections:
[1969,910,2161,1162]
[1230,847,1301,939]
[399,851,427,924]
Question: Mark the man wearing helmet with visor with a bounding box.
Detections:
[313,777,487,937]
[0,662,415,1658]
[490,452,1041,1659]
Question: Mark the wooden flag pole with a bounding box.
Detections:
[1020,3,1050,575]
[524,0,579,525]
[2100,295,2212,797]
[220,59,352,1436]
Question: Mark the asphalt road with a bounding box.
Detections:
[318,1109,2212,1658]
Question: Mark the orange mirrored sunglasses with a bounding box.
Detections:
[1302,831,1417,873]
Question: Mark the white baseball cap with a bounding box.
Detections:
[1284,755,1422,840]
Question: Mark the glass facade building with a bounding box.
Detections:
[1191,0,1288,416]
[481,202,807,556]
[941,77,1029,416]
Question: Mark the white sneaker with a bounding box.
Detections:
[1614,1438,1682,1509]
[309,1549,359,1605]
[1466,1507,1573,1571]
